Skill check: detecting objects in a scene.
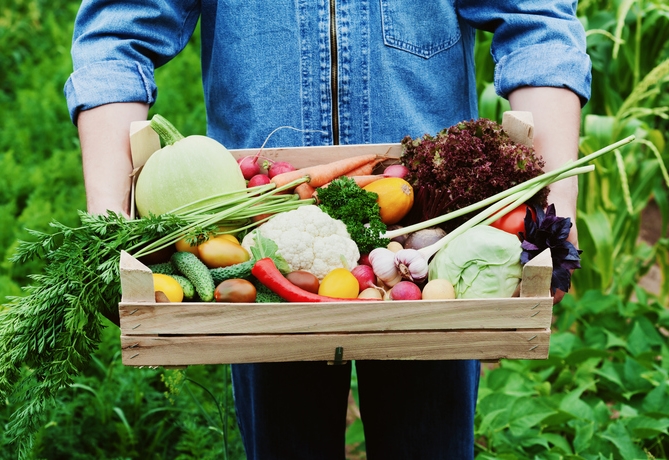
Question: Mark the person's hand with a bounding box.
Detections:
[78,102,149,217]
[508,87,581,305]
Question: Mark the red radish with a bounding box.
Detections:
[248,174,271,187]
[238,154,263,180]
[383,164,409,179]
[351,264,376,291]
[268,161,296,178]
[358,253,371,266]
[389,281,422,300]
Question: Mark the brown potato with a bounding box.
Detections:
[286,270,320,294]
[214,279,257,303]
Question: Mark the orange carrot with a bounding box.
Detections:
[349,175,385,187]
[294,182,317,200]
[270,154,381,189]
[320,175,384,189]
[344,158,386,177]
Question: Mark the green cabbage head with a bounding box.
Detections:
[428,226,522,299]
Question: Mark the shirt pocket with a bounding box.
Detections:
[380,0,461,59]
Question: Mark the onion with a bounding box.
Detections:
[387,241,404,252]
[358,287,384,300]
[383,164,409,179]
[389,281,422,300]
[421,279,456,300]
[404,227,447,250]
[386,225,407,245]
[351,264,377,291]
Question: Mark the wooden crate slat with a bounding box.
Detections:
[119,297,553,335]
[229,143,403,167]
[121,329,550,366]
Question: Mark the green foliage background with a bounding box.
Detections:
[1,0,668,458]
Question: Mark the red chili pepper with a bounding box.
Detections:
[251,258,376,302]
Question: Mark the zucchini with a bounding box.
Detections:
[171,251,215,302]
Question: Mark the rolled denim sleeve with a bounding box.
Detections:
[64,0,199,124]
[458,0,592,105]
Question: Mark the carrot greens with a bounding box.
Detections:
[0,177,312,456]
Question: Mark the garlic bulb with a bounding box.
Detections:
[368,247,403,287]
[394,248,428,282]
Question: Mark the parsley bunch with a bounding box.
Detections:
[316,177,389,253]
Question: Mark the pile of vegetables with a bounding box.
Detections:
[0,114,635,453]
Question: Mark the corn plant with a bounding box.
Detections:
[575,0,669,302]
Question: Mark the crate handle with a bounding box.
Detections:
[327,346,346,365]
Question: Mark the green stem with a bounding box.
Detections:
[130,176,310,258]
[169,183,278,216]
[385,135,635,240]
[417,167,590,260]
[149,114,185,145]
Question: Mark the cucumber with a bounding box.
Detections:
[210,259,255,285]
[148,262,178,276]
[171,251,215,302]
[171,274,196,300]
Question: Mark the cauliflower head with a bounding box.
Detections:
[241,205,359,279]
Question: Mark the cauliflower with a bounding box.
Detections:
[241,205,359,280]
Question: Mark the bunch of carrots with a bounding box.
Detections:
[269,152,389,200]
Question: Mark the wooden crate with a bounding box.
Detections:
[120,114,554,367]
[119,250,552,366]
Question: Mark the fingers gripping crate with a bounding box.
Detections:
[120,113,555,367]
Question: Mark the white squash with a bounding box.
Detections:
[135,115,246,216]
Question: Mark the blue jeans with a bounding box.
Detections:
[231,360,480,459]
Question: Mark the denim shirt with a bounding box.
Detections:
[64,0,591,149]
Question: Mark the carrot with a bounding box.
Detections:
[349,175,384,187]
[294,182,317,200]
[344,158,386,177]
[320,175,384,189]
[270,153,381,189]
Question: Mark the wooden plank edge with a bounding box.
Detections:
[120,329,550,366]
[118,296,554,335]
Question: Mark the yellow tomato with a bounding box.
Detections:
[318,268,359,299]
[215,234,240,245]
[198,237,251,268]
[175,236,200,256]
[152,273,184,302]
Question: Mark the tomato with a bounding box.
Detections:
[198,237,250,268]
[490,204,535,238]
[286,271,320,294]
[216,234,240,245]
[175,236,200,256]
[318,268,359,299]
[152,273,184,302]
[214,279,257,303]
